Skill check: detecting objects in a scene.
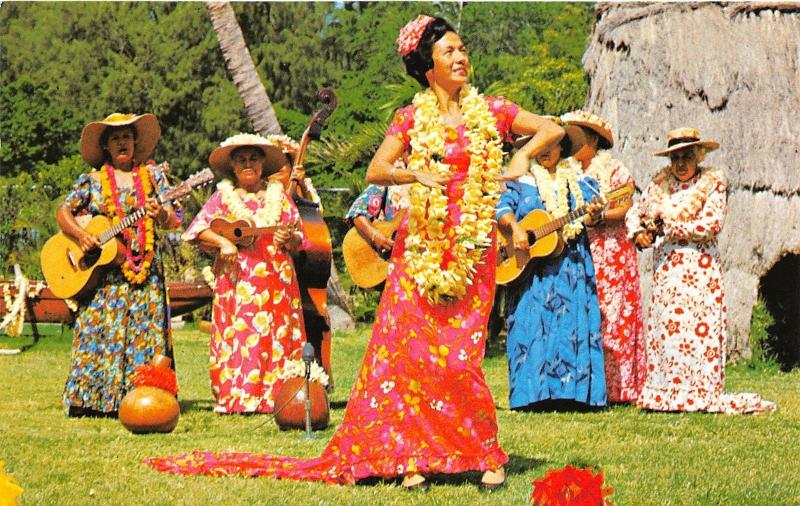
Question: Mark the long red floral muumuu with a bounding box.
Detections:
[182,189,306,414]
[146,96,518,483]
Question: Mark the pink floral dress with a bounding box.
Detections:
[626,167,775,414]
[146,96,519,482]
[584,154,646,403]
[181,189,306,414]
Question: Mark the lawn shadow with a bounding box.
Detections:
[355,454,546,489]
[329,400,348,410]
[179,398,216,412]
[511,399,607,413]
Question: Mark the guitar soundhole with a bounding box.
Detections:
[81,248,101,269]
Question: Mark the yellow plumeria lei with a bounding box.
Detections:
[0,460,23,505]
[218,179,284,228]
[530,158,586,241]
[404,85,503,304]
[100,164,155,285]
[584,150,613,194]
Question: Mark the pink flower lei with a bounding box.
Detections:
[396,15,435,56]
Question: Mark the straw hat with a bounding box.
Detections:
[208,133,288,178]
[560,110,614,149]
[513,124,587,157]
[654,127,720,157]
[79,113,160,168]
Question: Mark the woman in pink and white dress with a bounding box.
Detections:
[563,111,646,404]
[626,127,775,414]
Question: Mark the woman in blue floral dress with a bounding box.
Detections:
[497,132,606,410]
[57,113,182,416]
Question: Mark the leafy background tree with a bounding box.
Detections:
[0,1,592,319]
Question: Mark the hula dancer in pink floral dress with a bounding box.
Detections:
[182,134,307,414]
[563,111,647,403]
[147,15,565,490]
[627,128,775,414]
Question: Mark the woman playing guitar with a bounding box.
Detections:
[58,112,182,417]
[497,130,608,411]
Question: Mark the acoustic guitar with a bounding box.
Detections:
[496,184,634,286]
[41,168,214,300]
[341,211,405,289]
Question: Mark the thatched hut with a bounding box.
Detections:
[583,2,800,364]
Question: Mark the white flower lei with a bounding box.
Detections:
[1,265,45,337]
[278,358,330,387]
[201,266,216,290]
[648,166,722,222]
[585,150,613,194]
[531,158,586,241]
[403,85,504,304]
[218,179,284,228]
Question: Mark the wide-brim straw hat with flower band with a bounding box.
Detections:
[79,113,161,168]
[512,118,587,158]
[560,110,614,150]
[653,127,720,157]
[208,133,289,178]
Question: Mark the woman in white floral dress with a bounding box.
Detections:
[626,127,775,414]
[564,111,646,403]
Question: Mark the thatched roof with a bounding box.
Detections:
[585,2,800,192]
[583,2,800,357]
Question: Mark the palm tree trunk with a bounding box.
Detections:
[206,1,355,331]
[206,2,282,136]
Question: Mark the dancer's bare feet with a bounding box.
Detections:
[480,467,505,490]
[402,473,428,490]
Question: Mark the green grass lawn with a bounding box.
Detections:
[1,324,798,505]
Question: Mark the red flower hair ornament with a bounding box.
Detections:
[531,466,613,506]
[396,15,435,56]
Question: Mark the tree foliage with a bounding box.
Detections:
[0,1,593,312]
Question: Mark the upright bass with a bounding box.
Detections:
[287,88,337,384]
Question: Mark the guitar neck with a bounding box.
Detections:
[97,208,148,244]
[532,205,588,239]
[83,167,213,246]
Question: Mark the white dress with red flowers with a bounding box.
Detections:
[626,167,775,414]
[585,154,647,403]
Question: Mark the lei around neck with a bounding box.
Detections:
[403,85,504,304]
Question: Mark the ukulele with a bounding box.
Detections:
[341,211,406,289]
[208,88,338,254]
[634,216,664,250]
[495,184,634,286]
[40,168,214,300]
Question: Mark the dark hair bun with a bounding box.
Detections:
[402,17,457,87]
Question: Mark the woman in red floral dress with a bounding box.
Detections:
[147,15,564,490]
[626,128,775,414]
[182,134,307,414]
[563,111,647,403]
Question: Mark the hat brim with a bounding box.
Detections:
[208,143,288,178]
[654,140,719,157]
[512,124,587,157]
[79,114,160,168]
[564,120,613,149]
